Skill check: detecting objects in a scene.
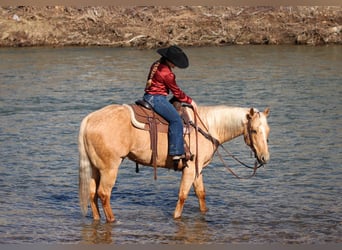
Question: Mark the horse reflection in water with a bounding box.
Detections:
[78,104,270,222]
[81,221,113,244]
[81,215,214,243]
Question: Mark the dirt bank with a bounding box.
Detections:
[0,6,341,48]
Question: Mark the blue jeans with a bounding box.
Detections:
[143,94,184,156]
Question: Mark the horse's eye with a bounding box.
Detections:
[251,130,257,134]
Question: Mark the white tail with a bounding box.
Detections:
[78,116,91,217]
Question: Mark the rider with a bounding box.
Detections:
[143,45,198,161]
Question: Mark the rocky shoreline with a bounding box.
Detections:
[0,6,341,48]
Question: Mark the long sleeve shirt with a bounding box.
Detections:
[144,63,192,104]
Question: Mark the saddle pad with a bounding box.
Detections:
[129,104,169,133]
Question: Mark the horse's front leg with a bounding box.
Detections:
[193,173,208,213]
[174,166,196,219]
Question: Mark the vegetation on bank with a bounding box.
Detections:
[0,6,341,47]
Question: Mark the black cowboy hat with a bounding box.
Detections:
[157,45,189,68]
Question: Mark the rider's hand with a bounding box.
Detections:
[191,100,198,113]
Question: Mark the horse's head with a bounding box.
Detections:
[244,108,270,165]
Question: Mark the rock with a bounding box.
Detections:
[12,14,20,21]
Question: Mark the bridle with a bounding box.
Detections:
[189,107,264,179]
[217,116,265,179]
[244,112,260,161]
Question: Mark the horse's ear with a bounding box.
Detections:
[264,107,270,117]
[247,108,254,120]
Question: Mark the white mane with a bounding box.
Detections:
[198,105,250,143]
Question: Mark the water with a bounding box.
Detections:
[0,46,341,244]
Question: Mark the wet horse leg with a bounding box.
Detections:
[193,173,208,213]
[89,166,101,220]
[174,167,196,219]
[97,162,120,223]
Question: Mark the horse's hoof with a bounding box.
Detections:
[106,216,115,223]
[200,207,209,213]
[173,214,182,220]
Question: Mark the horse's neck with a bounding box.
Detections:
[199,106,248,144]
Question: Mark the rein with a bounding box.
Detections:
[216,145,263,179]
[189,108,262,179]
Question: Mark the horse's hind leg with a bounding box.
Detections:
[193,173,208,213]
[97,161,120,223]
[89,166,100,220]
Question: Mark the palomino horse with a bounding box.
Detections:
[78,104,270,222]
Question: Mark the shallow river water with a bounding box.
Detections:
[0,45,341,244]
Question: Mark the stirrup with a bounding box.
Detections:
[172,154,195,171]
[173,158,187,171]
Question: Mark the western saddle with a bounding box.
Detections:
[128,98,194,179]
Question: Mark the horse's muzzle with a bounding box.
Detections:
[257,152,270,164]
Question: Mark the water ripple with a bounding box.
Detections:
[0,46,341,243]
